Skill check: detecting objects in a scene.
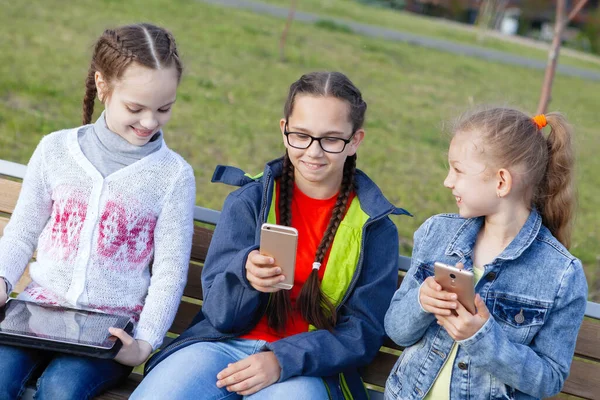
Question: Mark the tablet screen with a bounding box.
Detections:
[0,299,132,349]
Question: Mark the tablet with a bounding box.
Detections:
[0,299,133,359]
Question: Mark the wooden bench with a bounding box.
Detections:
[1,159,599,400]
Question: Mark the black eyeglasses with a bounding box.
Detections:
[283,122,355,154]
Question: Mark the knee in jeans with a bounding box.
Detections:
[0,385,25,400]
[0,370,35,400]
[35,373,88,400]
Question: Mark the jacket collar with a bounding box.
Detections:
[446,208,542,262]
[212,157,411,220]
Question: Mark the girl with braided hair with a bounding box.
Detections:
[132,71,411,399]
[0,23,195,399]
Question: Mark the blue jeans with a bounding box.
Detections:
[0,345,132,400]
[131,339,329,399]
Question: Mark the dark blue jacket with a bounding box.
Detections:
[145,158,410,399]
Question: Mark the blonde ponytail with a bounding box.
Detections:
[534,112,575,248]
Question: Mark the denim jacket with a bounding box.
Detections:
[144,158,411,399]
[384,211,588,400]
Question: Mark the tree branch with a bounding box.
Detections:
[279,0,298,61]
[565,0,589,26]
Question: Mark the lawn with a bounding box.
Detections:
[1,0,599,299]
[260,0,600,73]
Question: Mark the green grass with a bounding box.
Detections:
[0,0,599,300]
[261,0,600,72]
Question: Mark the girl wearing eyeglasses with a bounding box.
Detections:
[132,71,411,400]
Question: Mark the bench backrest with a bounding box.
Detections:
[1,161,599,398]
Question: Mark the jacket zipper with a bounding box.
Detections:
[336,209,396,310]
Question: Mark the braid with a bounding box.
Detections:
[314,155,356,262]
[103,29,136,61]
[165,30,178,58]
[82,24,184,125]
[160,28,183,82]
[277,71,365,331]
[82,67,97,124]
[296,154,357,331]
[279,152,294,226]
[266,152,295,332]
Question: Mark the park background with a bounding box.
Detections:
[0,0,598,301]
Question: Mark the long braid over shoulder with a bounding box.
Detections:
[266,153,295,331]
[82,23,183,125]
[266,71,365,332]
[296,154,356,330]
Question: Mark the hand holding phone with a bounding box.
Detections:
[258,223,298,290]
[419,276,459,316]
[245,251,286,293]
[434,262,476,314]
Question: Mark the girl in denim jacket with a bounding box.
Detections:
[384,108,588,399]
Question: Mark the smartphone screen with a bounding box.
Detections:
[259,223,298,290]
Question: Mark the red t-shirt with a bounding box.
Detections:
[240,183,354,342]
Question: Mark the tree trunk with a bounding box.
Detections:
[476,0,495,42]
[536,0,565,114]
[537,0,589,114]
[279,0,298,62]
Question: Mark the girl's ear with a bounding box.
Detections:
[95,71,108,103]
[347,129,365,156]
[280,118,288,148]
[496,168,513,198]
[280,118,287,135]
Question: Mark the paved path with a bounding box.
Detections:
[202,0,600,82]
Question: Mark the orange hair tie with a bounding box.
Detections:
[532,114,547,129]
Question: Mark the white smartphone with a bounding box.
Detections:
[434,262,476,314]
[259,223,298,290]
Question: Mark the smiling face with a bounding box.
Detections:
[280,95,364,199]
[443,131,500,218]
[96,62,179,146]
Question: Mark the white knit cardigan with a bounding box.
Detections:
[0,127,196,349]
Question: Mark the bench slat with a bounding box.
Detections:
[383,338,403,352]
[169,301,202,335]
[190,226,213,263]
[360,351,396,388]
[560,357,600,399]
[95,373,142,400]
[0,215,8,236]
[0,160,27,180]
[573,319,600,361]
[0,178,21,214]
[183,263,203,300]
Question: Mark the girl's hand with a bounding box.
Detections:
[245,250,286,293]
[108,327,152,366]
[435,294,490,341]
[216,351,281,395]
[419,276,458,315]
